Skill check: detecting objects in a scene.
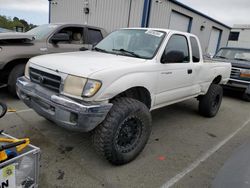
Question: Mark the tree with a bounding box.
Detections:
[0,15,37,31]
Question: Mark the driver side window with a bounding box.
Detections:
[161,34,190,64]
[54,27,84,44]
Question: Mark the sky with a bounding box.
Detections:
[0,0,49,25]
[0,0,250,27]
[178,0,250,26]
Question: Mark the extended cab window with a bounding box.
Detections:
[88,28,103,45]
[161,34,190,63]
[190,37,200,62]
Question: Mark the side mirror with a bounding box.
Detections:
[161,50,185,63]
[0,102,7,118]
[51,33,70,44]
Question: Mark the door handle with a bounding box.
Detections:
[187,69,193,74]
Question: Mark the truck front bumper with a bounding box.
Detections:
[225,78,250,94]
[16,77,113,132]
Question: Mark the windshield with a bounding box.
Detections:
[95,29,166,59]
[26,24,59,40]
[215,48,250,62]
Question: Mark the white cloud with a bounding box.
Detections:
[178,0,250,26]
[0,0,48,13]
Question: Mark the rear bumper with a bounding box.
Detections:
[225,78,250,94]
[16,77,112,132]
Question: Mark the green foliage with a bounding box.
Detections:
[0,15,37,31]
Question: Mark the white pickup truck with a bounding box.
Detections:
[17,28,231,165]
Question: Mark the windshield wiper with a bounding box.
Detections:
[93,47,108,53]
[112,48,141,58]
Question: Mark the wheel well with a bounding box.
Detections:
[212,76,222,84]
[1,59,29,83]
[112,87,151,109]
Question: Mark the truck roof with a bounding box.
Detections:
[121,27,198,37]
[49,23,106,30]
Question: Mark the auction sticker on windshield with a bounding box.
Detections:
[145,30,164,37]
[0,165,16,188]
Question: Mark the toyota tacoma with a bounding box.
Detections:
[17,28,231,165]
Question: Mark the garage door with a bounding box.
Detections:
[207,28,221,55]
[169,11,191,32]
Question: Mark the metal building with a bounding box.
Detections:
[228,25,250,48]
[48,0,231,55]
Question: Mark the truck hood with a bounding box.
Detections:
[0,32,34,44]
[213,58,250,69]
[0,32,34,40]
[30,51,147,77]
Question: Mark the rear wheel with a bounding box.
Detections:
[93,97,152,165]
[199,84,223,117]
[8,64,26,97]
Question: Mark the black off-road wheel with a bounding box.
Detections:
[0,102,7,118]
[199,84,223,117]
[242,92,250,102]
[8,64,26,97]
[93,97,152,165]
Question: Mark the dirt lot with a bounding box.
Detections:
[1,88,250,188]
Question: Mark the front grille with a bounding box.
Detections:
[29,67,61,92]
[230,68,241,78]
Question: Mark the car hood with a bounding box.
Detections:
[30,51,147,78]
[0,32,34,45]
[213,58,250,69]
[0,32,34,40]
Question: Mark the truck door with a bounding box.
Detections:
[47,26,86,53]
[155,34,196,106]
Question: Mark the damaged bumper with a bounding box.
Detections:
[16,77,112,132]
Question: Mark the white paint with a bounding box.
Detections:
[161,118,250,188]
[27,29,231,107]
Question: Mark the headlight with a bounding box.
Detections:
[25,61,31,79]
[82,79,102,97]
[63,75,87,97]
[240,69,250,78]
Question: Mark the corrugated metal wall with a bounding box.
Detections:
[50,0,230,53]
[148,1,230,53]
[50,0,144,32]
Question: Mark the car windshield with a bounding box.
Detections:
[26,24,59,40]
[215,48,250,62]
[94,29,166,59]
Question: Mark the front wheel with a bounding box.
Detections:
[199,84,223,117]
[242,92,250,102]
[0,102,7,118]
[93,97,152,165]
[8,64,26,97]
